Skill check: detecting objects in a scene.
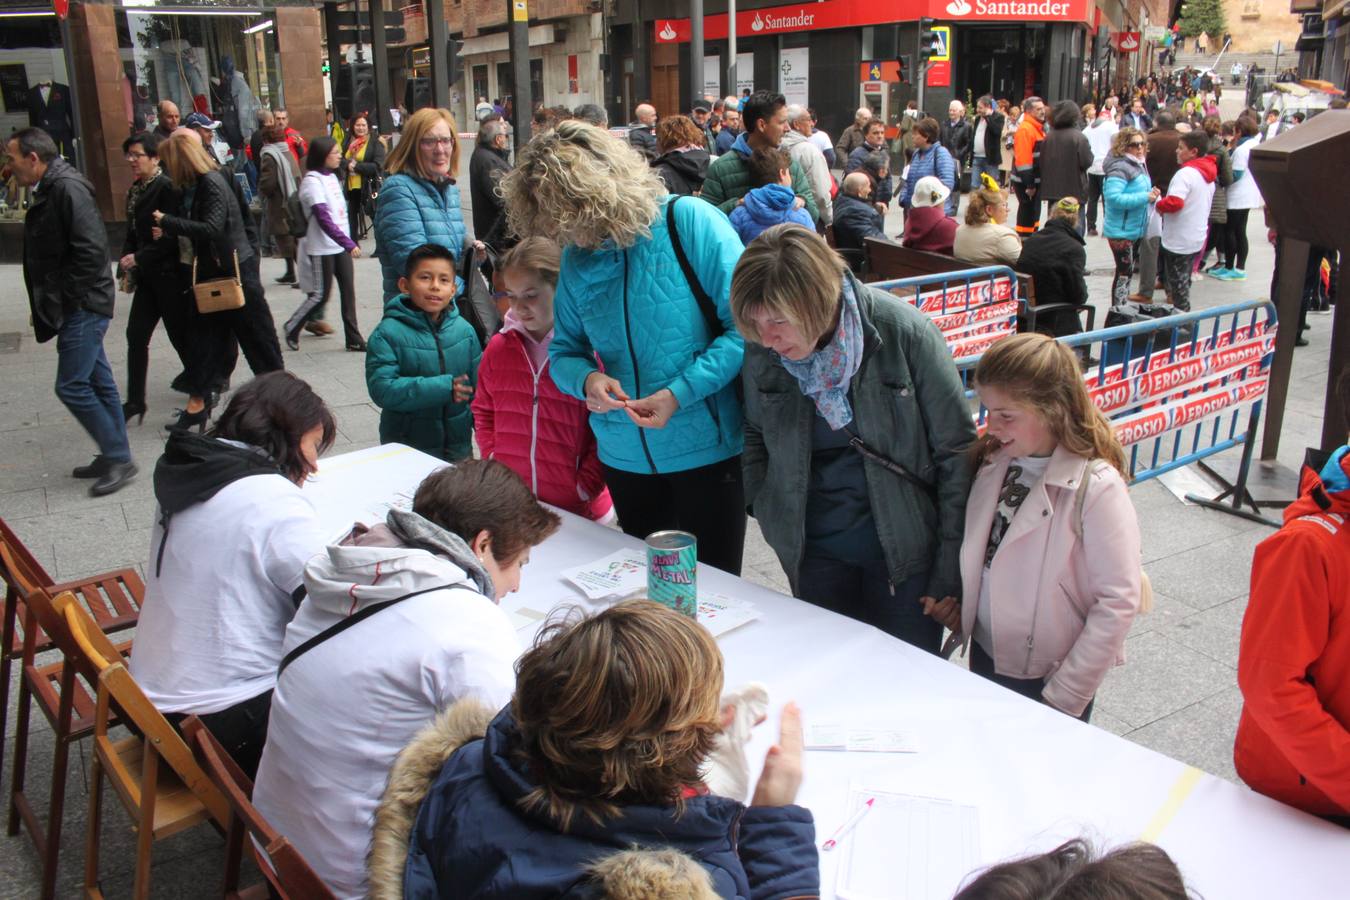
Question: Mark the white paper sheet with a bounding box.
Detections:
[805,726,918,754]
[835,790,981,900]
[697,591,760,638]
[560,548,648,600]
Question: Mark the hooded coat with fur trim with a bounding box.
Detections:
[368,702,820,899]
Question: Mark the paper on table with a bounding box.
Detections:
[328,489,416,543]
[697,591,760,638]
[805,725,918,754]
[835,790,980,900]
[561,548,648,601]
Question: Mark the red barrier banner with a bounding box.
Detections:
[1086,330,1275,417]
[906,277,1017,313]
[1110,377,1269,447]
[929,300,1021,336]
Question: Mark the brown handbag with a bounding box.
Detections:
[192,250,245,314]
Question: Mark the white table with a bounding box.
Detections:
[305,444,1349,899]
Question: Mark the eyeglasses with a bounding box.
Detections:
[419,136,455,149]
[125,152,148,160]
[1127,141,1147,148]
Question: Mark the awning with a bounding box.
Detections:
[1294,33,1325,51]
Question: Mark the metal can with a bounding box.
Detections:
[645,530,698,618]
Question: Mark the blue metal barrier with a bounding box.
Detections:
[960,298,1281,527]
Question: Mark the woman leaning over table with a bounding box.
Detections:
[499,120,748,574]
[733,225,975,653]
[128,372,334,778]
[373,107,477,302]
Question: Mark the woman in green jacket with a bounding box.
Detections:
[732,225,976,654]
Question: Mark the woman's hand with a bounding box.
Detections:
[452,374,474,403]
[119,253,136,271]
[350,245,362,259]
[624,389,679,429]
[750,703,804,807]
[151,209,165,224]
[150,226,164,241]
[584,372,630,413]
[1148,187,1161,203]
[921,595,962,632]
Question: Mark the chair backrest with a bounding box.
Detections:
[58,593,124,675]
[96,663,230,827]
[182,717,338,900]
[0,517,54,595]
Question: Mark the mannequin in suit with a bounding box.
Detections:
[27,81,75,157]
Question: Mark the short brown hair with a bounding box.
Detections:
[746,147,790,187]
[498,236,562,287]
[731,224,844,346]
[915,116,940,143]
[512,600,724,829]
[412,459,560,564]
[209,372,337,483]
[655,114,705,155]
[955,838,1190,899]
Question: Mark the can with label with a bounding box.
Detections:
[645,530,698,618]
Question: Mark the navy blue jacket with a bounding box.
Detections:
[403,710,820,899]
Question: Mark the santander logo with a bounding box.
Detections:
[751,13,765,31]
[1120,34,1139,50]
[658,21,677,40]
[946,0,972,14]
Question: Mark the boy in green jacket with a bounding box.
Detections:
[366,243,479,460]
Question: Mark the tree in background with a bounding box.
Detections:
[1177,0,1227,39]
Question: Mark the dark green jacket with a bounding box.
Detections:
[742,273,976,600]
[366,289,480,461]
[700,133,821,225]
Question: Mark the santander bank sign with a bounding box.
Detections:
[654,0,1090,44]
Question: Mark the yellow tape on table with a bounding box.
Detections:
[1141,766,1204,842]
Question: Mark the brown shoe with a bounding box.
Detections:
[304,320,334,336]
[1127,293,1152,304]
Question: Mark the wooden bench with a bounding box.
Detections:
[861,238,1095,335]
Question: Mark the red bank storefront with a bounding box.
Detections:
[630,0,1110,136]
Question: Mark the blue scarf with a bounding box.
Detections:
[778,277,864,429]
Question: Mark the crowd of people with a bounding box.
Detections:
[5,70,1347,898]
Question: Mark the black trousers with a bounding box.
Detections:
[601,456,747,576]
[970,642,1094,722]
[1224,208,1252,271]
[1086,173,1105,230]
[310,251,363,345]
[204,254,285,380]
[797,560,940,655]
[165,689,273,780]
[1013,183,1039,235]
[124,266,196,404]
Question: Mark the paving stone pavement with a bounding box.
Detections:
[0,190,1334,895]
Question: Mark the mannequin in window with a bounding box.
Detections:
[27,80,75,158]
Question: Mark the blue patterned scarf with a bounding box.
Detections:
[778,277,864,429]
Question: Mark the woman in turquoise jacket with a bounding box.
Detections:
[501,121,748,574]
[373,108,472,302]
[1101,127,1160,305]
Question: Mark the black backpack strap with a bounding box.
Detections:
[665,196,723,339]
[276,583,456,678]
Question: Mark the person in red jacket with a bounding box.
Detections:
[1235,370,1350,824]
[472,237,614,522]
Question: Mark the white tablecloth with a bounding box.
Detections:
[305,444,1349,899]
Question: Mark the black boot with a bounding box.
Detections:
[276,259,297,284]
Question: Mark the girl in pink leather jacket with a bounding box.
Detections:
[943,333,1143,721]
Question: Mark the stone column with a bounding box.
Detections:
[276,6,327,145]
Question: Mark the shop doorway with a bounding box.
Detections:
[957,26,1046,103]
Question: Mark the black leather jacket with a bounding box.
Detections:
[940,118,974,168]
[469,144,511,249]
[21,157,115,342]
[159,169,256,279]
[121,172,183,276]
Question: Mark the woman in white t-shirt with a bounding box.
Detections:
[1219,117,1264,282]
[252,459,562,900]
[284,136,365,352]
[129,372,335,777]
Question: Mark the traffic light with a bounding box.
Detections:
[322,59,331,76]
[897,53,913,84]
[919,19,940,63]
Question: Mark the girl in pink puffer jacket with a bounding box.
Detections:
[471,238,614,522]
[941,333,1143,721]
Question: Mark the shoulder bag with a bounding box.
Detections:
[192,249,246,313]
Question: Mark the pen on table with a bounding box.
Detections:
[821,797,875,851]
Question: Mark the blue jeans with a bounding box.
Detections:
[971,158,1001,194]
[796,555,942,654]
[55,308,131,463]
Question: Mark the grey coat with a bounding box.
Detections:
[1038,126,1093,204]
[742,274,976,601]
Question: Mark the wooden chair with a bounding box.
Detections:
[62,597,228,900]
[0,515,142,780]
[182,717,338,900]
[0,563,132,900]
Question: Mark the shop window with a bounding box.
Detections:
[117,9,283,155]
[0,15,70,219]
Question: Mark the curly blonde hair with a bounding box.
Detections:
[1111,127,1146,157]
[972,333,1127,476]
[499,119,667,249]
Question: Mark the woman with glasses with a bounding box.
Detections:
[373,108,476,302]
[1102,128,1160,305]
[116,131,192,424]
[953,181,1021,268]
